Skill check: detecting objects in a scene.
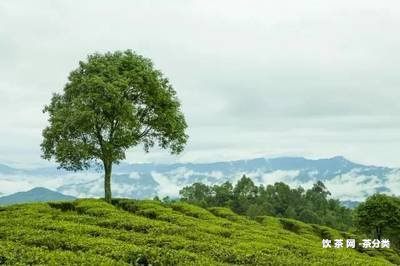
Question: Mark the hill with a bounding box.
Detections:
[0,199,398,265]
[0,187,75,206]
[0,156,398,202]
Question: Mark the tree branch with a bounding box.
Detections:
[138,126,152,139]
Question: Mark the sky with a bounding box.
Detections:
[1,1,400,168]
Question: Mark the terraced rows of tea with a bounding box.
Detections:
[0,199,398,265]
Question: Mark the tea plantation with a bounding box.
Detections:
[0,199,399,265]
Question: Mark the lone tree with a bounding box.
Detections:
[41,50,188,203]
[354,193,400,241]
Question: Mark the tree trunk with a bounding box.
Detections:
[376,226,381,241]
[104,160,112,203]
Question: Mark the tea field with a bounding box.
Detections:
[0,199,398,265]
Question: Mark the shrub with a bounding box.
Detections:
[0,199,397,265]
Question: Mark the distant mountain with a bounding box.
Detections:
[0,187,75,206]
[0,156,399,202]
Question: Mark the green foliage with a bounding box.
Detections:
[280,218,301,234]
[180,176,353,231]
[41,50,188,202]
[354,193,400,247]
[180,183,213,207]
[0,199,397,265]
[232,175,258,214]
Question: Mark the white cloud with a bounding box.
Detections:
[129,172,141,180]
[0,172,100,196]
[384,170,400,196]
[151,172,182,198]
[0,178,33,196]
[260,170,301,185]
[208,171,224,180]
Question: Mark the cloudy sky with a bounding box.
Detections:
[1,1,400,168]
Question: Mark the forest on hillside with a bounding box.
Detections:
[178,176,352,230]
[177,175,400,249]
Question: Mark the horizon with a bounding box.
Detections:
[0,154,393,170]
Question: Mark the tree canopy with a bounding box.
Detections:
[354,193,400,245]
[41,50,188,202]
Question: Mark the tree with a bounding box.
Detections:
[179,183,212,207]
[269,182,292,216]
[305,180,330,213]
[298,209,320,224]
[212,181,233,207]
[311,181,331,196]
[232,175,258,214]
[284,206,297,219]
[354,194,400,241]
[41,50,188,203]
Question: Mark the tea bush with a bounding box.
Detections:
[0,199,398,265]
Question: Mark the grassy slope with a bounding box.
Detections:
[0,199,398,265]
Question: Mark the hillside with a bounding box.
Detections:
[0,187,75,206]
[0,199,398,265]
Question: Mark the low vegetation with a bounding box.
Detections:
[0,199,399,265]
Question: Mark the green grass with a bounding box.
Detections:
[0,199,398,265]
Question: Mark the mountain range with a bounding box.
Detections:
[0,156,398,203]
